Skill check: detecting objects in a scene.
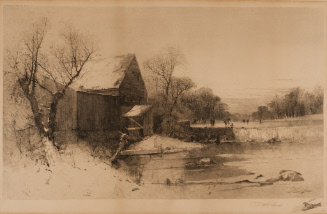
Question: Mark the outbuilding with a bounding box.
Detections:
[124,105,154,138]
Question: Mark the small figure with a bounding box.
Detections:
[216,135,220,145]
[227,118,231,126]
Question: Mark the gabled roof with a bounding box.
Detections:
[70,54,135,91]
[124,105,153,117]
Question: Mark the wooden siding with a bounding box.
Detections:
[77,92,121,131]
[125,109,153,137]
[37,76,77,131]
[143,109,153,136]
[119,56,148,108]
[35,55,152,135]
[56,87,77,131]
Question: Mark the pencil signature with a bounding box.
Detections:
[251,202,283,207]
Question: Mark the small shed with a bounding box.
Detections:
[124,105,153,137]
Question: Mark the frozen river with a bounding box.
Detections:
[120,138,324,199]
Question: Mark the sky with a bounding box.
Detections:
[3,5,326,114]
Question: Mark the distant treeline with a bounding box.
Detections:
[252,86,324,120]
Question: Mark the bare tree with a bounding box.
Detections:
[41,24,97,143]
[169,77,196,115]
[7,17,50,137]
[143,45,186,103]
[6,18,97,165]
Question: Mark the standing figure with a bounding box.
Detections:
[227,118,231,126]
[216,134,220,145]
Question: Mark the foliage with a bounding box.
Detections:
[252,106,271,121]
[252,86,324,120]
[143,45,196,132]
[181,87,229,121]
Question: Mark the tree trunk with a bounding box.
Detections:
[18,78,59,166]
[19,78,46,135]
[47,94,62,150]
[108,133,128,164]
[42,136,59,167]
[29,95,46,135]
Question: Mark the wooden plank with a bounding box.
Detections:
[128,117,143,129]
[120,149,161,156]
[119,146,202,156]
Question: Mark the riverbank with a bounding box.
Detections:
[117,137,324,200]
[234,125,324,142]
[2,132,324,214]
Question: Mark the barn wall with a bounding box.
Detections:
[119,56,148,113]
[143,110,153,136]
[55,87,77,131]
[77,92,121,131]
[36,76,77,131]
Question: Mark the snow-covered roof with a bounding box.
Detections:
[76,89,119,96]
[70,54,135,91]
[124,105,152,117]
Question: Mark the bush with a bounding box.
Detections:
[79,130,121,158]
[161,116,179,136]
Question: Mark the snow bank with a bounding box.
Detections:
[234,125,324,142]
[2,141,138,199]
[128,135,203,151]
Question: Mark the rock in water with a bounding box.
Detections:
[267,170,304,182]
[185,162,198,169]
[186,158,214,170]
[278,170,304,181]
[175,178,184,185]
[198,158,212,165]
[132,188,140,192]
[255,174,263,179]
[164,178,171,185]
[260,182,273,186]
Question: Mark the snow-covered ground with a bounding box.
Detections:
[128,134,203,150]
[2,133,324,214]
[2,135,202,200]
[3,140,138,199]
